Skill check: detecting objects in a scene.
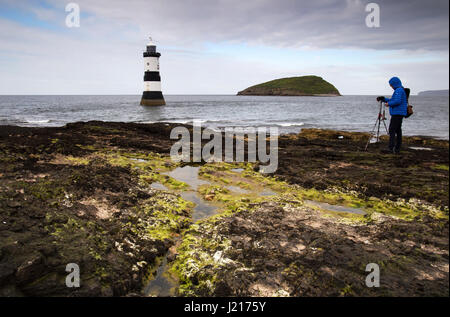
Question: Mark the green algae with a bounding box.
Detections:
[169,218,232,296]
[93,151,189,191]
[121,192,194,242]
[23,179,67,203]
[65,155,91,165]
[76,144,97,151]
[433,164,449,171]
[198,184,230,198]
[142,195,193,241]
[2,122,447,296]
[8,130,446,296]
[106,151,175,171]
[298,128,370,142]
[44,212,112,287]
[195,161,448,221]
[140,173,189,190]
[164,159,449,296]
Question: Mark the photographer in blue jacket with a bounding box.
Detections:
[376,77,408,154]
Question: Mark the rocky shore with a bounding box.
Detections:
[0,121,448,296]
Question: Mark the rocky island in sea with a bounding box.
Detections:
[417,90,449,96]
[237,75,341,96]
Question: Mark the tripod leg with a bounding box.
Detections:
[382,108,389,134]
[365,101,385,151]
[377,116,381,142]
[365,117,380,150]
[383,118,388,134]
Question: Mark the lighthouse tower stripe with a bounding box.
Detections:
[144,72,161,81]
[144,81,161,91]
[142,91,164,99]
[144,57,159,72]
[140,38,165,106]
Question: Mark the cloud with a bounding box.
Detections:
[39,0,449,51]
[0,0,448,94]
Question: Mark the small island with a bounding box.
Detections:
[418,90,449,96]
[237,75,341,96]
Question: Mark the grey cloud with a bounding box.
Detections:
[51,0,449,51]
[0,0,447,95]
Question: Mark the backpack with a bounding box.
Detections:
[404,88,413,118]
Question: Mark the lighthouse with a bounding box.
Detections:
[140,37,165,106]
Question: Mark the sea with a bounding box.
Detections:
[0,95,448,139]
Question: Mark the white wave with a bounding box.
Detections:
[275,122,304,127]
[25,119,51,124]
[140,119,305,129]
[147,119,207,125]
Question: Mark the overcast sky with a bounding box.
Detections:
[0,0,448,95]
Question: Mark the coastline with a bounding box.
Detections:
[0,121,448,296]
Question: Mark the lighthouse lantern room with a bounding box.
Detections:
[140,37,165,106]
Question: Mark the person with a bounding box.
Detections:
[376,77,408,154]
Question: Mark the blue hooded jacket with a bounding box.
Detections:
[384,77,407,116]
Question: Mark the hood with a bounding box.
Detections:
[389,77,403,89]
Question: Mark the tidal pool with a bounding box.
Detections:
[162,166,219,221]
[259,190,276,196]
[226,185,250,194]
[144,166,219,296]
[409,146,433,151]
[143,256,177,297]
[130,158,148,163]
[163,166,209,190]
[180,191,218,221]
[150,182,167,190]
[144,164,283,296]
[304,200,366,215]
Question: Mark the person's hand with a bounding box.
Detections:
[385,102,389,107]
[376,96,385,102]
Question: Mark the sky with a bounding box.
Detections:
[0,0,448,95]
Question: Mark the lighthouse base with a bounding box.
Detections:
[140,98,166,106]
[140,91,165,106]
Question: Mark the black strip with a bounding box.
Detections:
[143,52,161,57]
[142,91,164,99]
[4,297,444,316]
[144,71,161,81]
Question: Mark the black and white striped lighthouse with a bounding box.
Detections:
[140,37,165,106]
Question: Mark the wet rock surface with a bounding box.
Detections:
[275,129,449,208]
[197,203,448,296]
[0,122,191,296]
[0,121,448,296]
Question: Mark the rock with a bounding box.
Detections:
[15,253,44,285]
[167,246,179,262]
[6,200,21,208]
[0,263,15,284]
[0,284,24,296]
[214,280,232,296]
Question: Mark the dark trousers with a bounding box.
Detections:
[389,115,403,151]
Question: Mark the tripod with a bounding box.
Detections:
[365,100,389,151]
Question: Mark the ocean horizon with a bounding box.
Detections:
[1,94,448,139]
